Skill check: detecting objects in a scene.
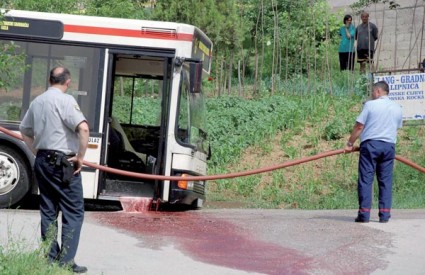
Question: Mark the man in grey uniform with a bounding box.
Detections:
[20,66,89,273]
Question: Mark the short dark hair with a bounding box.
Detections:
[373,80,390,94]
[49,67,71,85]
[343,15,352,24]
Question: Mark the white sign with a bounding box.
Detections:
[374,73,425,120]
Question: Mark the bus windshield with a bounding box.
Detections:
[177,70,208,153]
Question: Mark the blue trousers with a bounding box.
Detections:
[34,150,84,265]
[357,140,395,221]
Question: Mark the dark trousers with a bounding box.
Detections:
[34,150,84,265]
[339,52,355,71]
[357,140,395,221]
[357,49,374,63]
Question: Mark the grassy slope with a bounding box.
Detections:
[205,93,425,209]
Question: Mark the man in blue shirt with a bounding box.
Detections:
[345,81,402,223]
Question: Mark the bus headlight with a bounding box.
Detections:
[177,174,194,190]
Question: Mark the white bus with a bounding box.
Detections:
[0,10,212,209]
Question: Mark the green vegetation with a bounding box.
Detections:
[1,0,352,95]
[0,41,27,92]
[0,0,423,271]
[205,81,425,210]
[112,95,161,125]
[0,233,73,275]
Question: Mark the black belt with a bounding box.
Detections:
[38,149,75,157]
[37,150,75,166]
[37,150,76,184]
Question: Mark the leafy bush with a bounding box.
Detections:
[323,117,349,141]
[206,95,302,166]
[205,89,425,209]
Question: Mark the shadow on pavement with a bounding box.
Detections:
[10,195,123,212]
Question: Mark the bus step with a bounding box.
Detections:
[102,179,155,198]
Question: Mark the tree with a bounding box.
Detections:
[350,0,401,12]
[240,0,340,93]
[0,0,345,97]
[2,0,81,13]
[152,0,246,95]
[83,0,150,19]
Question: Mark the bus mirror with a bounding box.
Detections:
[207,144,212,160]
[175,57,184,67]
[189,62,202,93]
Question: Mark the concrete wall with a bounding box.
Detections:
[328,0,425,71]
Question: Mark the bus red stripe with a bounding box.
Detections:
[64,25,193,41]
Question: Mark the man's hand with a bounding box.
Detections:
[345,122,364,153]
[67,156,84,174]
[344,144,354,153]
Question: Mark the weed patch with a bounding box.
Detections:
[206,93,425,209]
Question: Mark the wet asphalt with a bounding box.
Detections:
[1,206,425,274]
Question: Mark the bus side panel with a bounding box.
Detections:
[80,135,103,199]
[81,170,98,199]
[81,50,109,200]
[171,153,207,175]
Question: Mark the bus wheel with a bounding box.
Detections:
[0,146,30,208]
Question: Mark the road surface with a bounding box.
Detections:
[1,207,425,274]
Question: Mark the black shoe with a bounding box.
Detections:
[71,264,88,274]
[355,217,369,223]
[379,219,389,223]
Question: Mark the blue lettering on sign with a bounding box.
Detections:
[384,76,395,84]
[402,91,424,100]
[400,74,425,83]
[406,91,424,95]
[389,96,405,100]
[389,91,405,96]
[376,73,425,121]
[390,83,419,90]
[375,76,395,84]
[407,95,425,100]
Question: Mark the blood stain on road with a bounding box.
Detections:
[93,211,313,274]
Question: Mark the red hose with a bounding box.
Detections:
[395,155,425,173]
[1,126,424,181]
[86,148,354,181]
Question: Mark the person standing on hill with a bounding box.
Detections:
[339,14,356,71]
[345,81,402,223]
[355,11,378,73]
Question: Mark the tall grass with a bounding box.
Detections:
[0,219,73,274]
[0,245,72,275]
[206,76,425,209]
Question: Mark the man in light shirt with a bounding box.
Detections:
[345,80,402,223]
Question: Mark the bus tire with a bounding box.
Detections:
[0,145,31,208]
